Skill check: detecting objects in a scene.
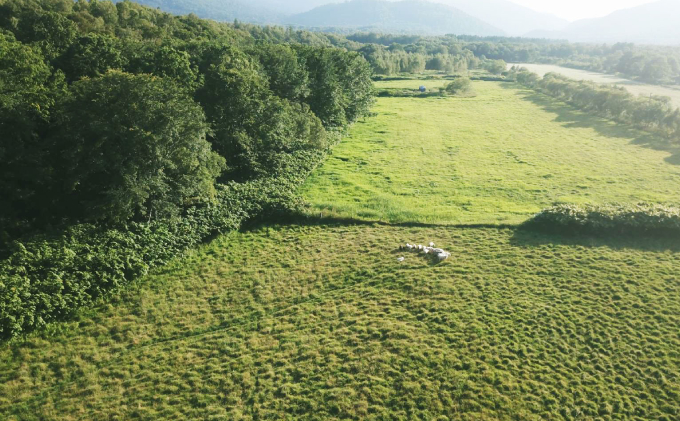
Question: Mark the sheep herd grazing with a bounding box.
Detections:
[399,242,451,262]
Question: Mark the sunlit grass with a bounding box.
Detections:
[302,81,680,224]
[2,224,680,420]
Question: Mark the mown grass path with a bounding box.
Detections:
[302,81,680,224]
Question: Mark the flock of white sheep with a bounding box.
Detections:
[398,242,451,262]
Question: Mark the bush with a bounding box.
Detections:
[0,178,306,340]
[522,203,680,235]
[441,77,475,96]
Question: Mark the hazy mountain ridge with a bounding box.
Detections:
[526,0,680,45]
[284,0,505,36]
[433,0,568,35]
[113,0,679,45]
[248,0,337,15]
[113,0,282,24]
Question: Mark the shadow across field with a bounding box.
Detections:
[510,227,680,253]
[245,213,680,252]
[376,90,444,98]
[242,213,517,232]
[503,84,680,165]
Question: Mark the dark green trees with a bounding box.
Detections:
[56,33,126,80]
[0,33,64,230]
[196,46,326,181]
[0,0,375,232]
[297,47,373,128]
[0,0,376,340]
[252,43,309,103]
[51,72,225,224]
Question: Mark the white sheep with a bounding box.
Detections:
[429,242,435,247]
[397,257,405,262]
[437,252,450,261]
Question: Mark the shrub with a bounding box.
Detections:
[522,203,680,235]
[441,77,475,96]
[0,178,306,340]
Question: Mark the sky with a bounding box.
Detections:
[508,0,659,21]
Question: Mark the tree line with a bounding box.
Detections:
[346,32,680,84]
[511,67,680,142]
[0,0,373,235]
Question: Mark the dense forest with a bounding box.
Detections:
[0,0,373,339]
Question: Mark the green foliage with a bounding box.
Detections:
[0,0,375,339]
[442,76,474,96]
[484,58,506,75]
[14,7,78,59]
[195,45,327,181]
[50,71,225,224]
[0,177,307,339]
[524,203,680,235]
[0,32,66,232]
[126,44,198,86]
[250,43,310,103]
[55,32,126,80]
[297,46,374,127]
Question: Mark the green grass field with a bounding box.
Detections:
[302,81,680,224]
[2,80,680,420]
[3,225,680,420]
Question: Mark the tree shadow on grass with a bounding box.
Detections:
[501,84,680,166]
[243,213,680,253]
[510,227,680,253]
[241,212,517,232]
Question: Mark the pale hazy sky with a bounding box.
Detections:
[508,0,659,21]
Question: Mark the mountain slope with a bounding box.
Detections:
[114,0,281,24]
[284,0,505,36]
[527,0,680,45]
[434,0,568,36]
[249,0,338,15]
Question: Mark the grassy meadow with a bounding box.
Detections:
[302,80,680,224]
[3,79,680,420]
[3,225,680,420]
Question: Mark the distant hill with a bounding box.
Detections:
[248,0,338,15]
[284,0,505,36]
[526,0,680,45]
[114,0,282,24]
[434,0,568,36]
